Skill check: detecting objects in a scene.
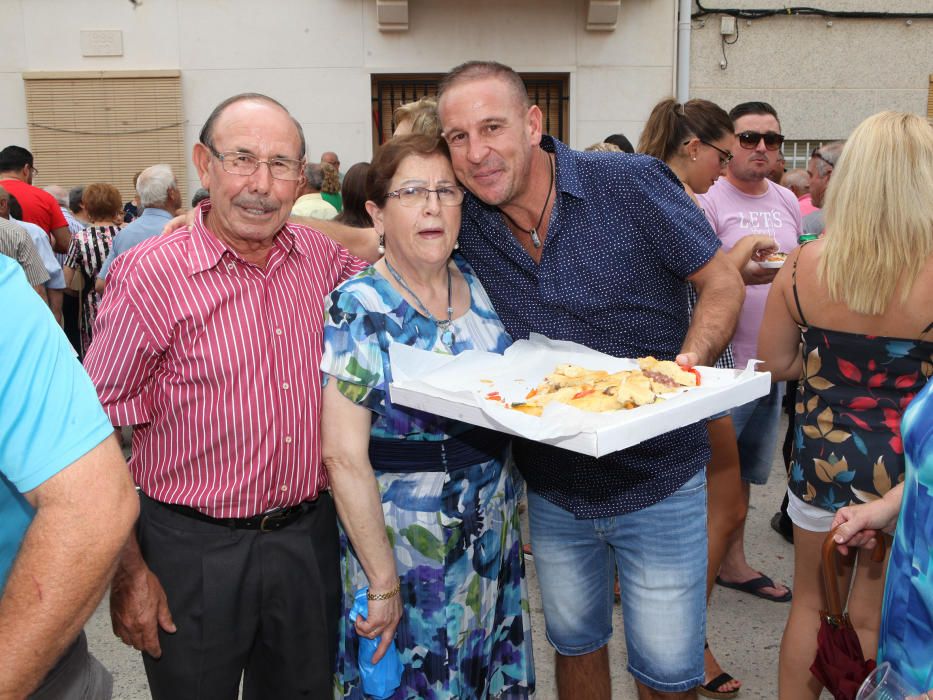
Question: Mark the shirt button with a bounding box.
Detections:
[275,328,283,336]
[284,435,293,444]
[280,484,288,492]
[282,382,290,390]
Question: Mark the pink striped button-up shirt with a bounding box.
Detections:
[85,204,366,517]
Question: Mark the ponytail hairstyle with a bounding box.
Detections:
[638,98,733,163]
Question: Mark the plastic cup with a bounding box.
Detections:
[856,662,922,700]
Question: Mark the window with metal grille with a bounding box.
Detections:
[22,71,187,203]
[783,140,828,171]
[371,73,569,148]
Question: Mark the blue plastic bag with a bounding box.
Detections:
[349,587,403,699]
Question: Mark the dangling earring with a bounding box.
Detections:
[453,240,460,251]
[377,233,385,255]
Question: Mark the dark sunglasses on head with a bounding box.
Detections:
[737,131,785,150]
[810,148,836,169]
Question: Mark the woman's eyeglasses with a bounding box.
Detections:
[699,140,734,167]
[385,186,466,207]
[737,131,785,151]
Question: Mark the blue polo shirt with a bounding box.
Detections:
[0,256,114,590]
[99,207,173,279]
[459,136,719,518]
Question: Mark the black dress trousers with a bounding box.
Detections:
[138,492,341,700]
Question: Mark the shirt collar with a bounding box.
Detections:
[542,135,586,201]
[186,200,299,276]
[137,207,173,221]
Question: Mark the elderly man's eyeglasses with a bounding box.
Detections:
[810,149,836,169]
[386,186,466,207]
[699,140,734,166]
[206,146,304,181]
[737,131,785,151]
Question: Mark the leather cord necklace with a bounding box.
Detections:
[383,257,455,349]
[499,152,554,249]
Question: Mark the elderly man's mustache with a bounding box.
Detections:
[232,195,280,212]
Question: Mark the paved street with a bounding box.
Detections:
[87,417,804,698]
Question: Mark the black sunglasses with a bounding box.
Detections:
[737,131,785,151]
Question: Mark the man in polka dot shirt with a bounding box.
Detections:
[438,61,745,700]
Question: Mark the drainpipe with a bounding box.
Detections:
[676,0,692,102]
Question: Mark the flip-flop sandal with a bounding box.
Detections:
[698,672,740,699]
[715,573,792,602]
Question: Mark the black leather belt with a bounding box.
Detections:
[151,497,310,532]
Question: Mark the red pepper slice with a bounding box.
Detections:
[485,391,502,400]
[572,388,595,400]
[686,367,701,386]
[525,388,538,399]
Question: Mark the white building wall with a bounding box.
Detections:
[688,1,933,140]
[0,0,682,195]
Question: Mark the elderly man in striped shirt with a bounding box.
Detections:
[84,93,366,699]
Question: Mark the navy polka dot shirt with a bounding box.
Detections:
[459,136,719,518]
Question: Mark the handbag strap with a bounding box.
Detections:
[820,527,887,617]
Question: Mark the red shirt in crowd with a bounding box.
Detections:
[84,203,366,518]
[0,179,67,234]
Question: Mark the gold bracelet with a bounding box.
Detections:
[366,579,401,601]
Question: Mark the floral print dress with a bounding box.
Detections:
[789,257,933,512]
[878,378,933,692]
[321,256,534,699]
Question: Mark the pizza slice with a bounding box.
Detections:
[637,356,699,393]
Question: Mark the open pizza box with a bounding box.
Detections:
[388,334,772,458]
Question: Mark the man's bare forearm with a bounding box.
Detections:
[0,439,138,697]
[290,216,380,263]
[682,263,745,366]
[50,227,71,254]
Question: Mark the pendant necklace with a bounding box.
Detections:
[384,257,455,349]
[498,152,554,249]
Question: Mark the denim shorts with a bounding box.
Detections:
[730,381,785,485]
[527,470,707,693]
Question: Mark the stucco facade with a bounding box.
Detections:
[688,1,932,140]
[0,0,683,195]
[2,0,930,194]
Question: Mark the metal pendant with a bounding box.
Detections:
[441,327,455,348]
[529,228,542,248]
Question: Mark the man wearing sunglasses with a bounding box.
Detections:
[802,141,846,237]
[697,101,802,606]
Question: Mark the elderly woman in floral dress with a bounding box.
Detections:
[321,134,534,699]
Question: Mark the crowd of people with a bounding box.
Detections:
[1,59,931,700]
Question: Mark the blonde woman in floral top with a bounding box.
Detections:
[63,182,121,357]
[759,111,933,700]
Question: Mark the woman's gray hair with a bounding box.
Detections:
[136,164,177,208]
[303,163,325,191]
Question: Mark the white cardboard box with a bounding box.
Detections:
[389,334,772,458]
